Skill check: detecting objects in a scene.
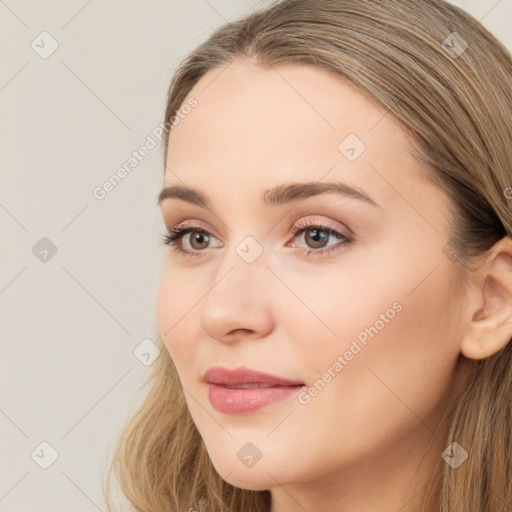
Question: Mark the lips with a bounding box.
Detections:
[203,366,304,388]
[203,366,305,414]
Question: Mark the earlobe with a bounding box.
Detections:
[460,236,512,361]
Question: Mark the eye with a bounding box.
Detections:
[161,219,353,258]
[161,221,221,257]
[287,218,353,257]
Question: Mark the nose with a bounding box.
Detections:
[198,253,275,345]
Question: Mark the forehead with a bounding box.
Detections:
[164,60,433,212]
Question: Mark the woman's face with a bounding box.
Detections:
[157,60,469,492]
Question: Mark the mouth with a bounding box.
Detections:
[217,382,304,389]
[203,365,304,388]
[203,366,305,414]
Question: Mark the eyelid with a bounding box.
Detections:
[170,216,348,242]
[172,220,223,248]
[170,219,219,237]
[286,215,351,237]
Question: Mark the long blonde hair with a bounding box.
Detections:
[104,1,512,510]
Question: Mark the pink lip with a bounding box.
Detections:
[203,366,305,414]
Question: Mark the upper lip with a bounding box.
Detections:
[203,366,304,388]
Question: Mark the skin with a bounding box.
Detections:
[157,58,512,512]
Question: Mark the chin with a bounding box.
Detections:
[206,448,299,491]
[219,468,275,491]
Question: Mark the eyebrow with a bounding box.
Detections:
[157,181,381,210]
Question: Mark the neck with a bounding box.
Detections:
[269,424,445,512]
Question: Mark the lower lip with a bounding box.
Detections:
[207,383,304,414]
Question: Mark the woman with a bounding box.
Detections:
[105,1,512,510]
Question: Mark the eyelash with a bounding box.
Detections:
[161,219,353,258]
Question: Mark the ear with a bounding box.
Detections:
[460,236,512,360]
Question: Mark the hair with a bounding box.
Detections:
[103,1,512,511]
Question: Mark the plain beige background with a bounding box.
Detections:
[0,1,510,510]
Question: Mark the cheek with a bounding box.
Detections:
[273,293,457,479]
[287,248,460,428]
[156,269,173,348]
[156,265,198,370]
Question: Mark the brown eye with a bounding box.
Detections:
[289,221,353,257]
[303,228,329,249]
[162,223,221,256]
[163,220,352,258]
[188,231,211,250]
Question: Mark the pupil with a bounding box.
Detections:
[307,228,327,248]
[193,232,208,248]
